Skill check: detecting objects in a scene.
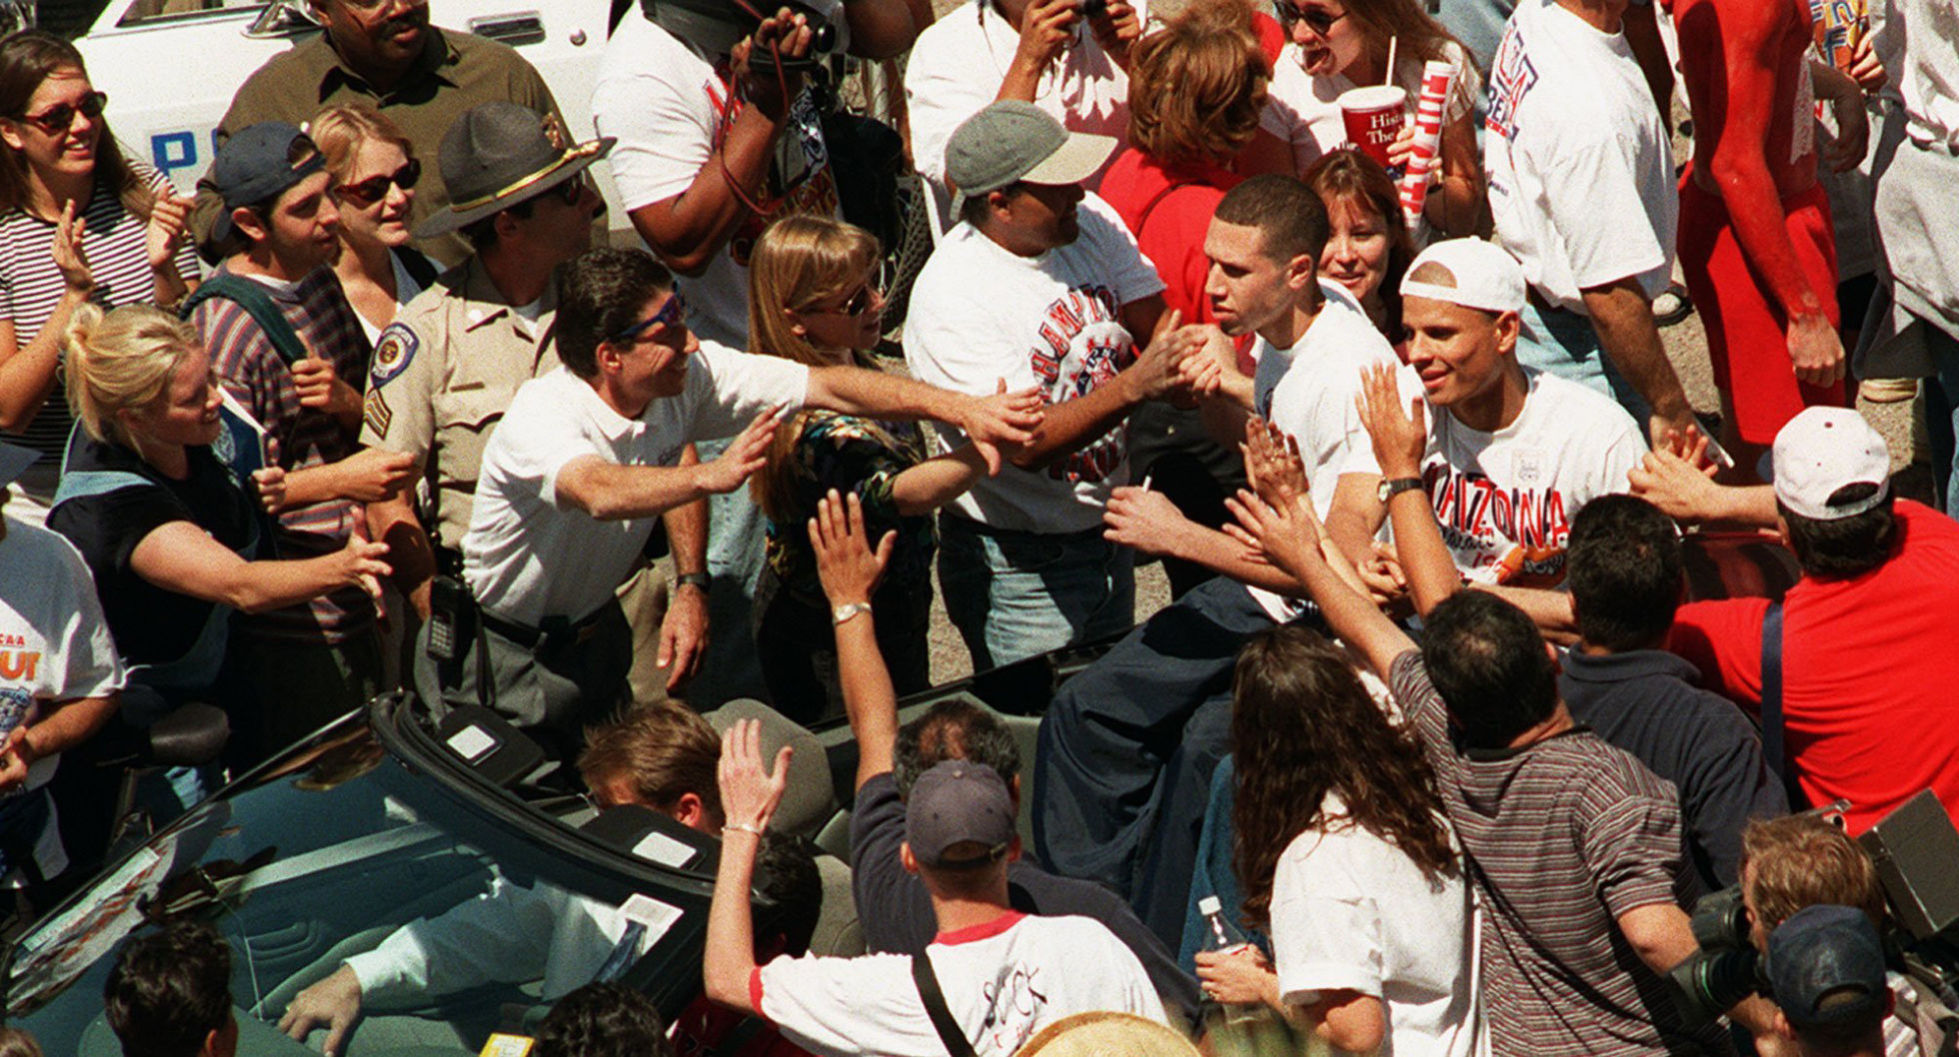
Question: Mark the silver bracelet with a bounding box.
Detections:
[725,822,766,836]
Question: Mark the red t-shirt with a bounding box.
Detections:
[1098,150,1241,332]
[1668,501,1959,834]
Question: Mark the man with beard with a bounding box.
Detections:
[193,0,561,265]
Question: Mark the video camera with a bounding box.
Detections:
[1669,791,1959,1028]
[641,0,843,71]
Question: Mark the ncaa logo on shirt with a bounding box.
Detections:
[1517,451,1546,487]
[371,325,419,388]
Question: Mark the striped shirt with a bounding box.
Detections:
[195,264,373,644]
[1390,651,1733,1057]
[0,165,201,468]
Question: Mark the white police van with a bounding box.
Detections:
[47,0,632,236]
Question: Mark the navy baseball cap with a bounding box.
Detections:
[209,122,325,241]
[905,761,1015,869]
[1766,904,1889,1031]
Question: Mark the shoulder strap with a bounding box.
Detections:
[1760,600,1785,779]
[181,273,311,366]
[1135,180,1199,236]
[911,952,978,1057]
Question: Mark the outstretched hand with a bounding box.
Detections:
[960,378,1044,475]
[718,718,792,835]
[699,405,783,495]
[1225,487,1324,584]
[810,489,895,607]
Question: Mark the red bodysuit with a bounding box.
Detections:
[1675,0,1844,445]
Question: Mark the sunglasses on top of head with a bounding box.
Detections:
[17,90,107,135]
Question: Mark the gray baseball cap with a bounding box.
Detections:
[945,101,1114,216]
[905,761,1016,868]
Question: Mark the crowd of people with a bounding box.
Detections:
[2,0,1958,1053]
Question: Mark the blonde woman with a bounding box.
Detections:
[46,304,390,712]
[309,102,437,343]
[747,216,996,723]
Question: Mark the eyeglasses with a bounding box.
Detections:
[815,285,877,318]
[18,90,107,135]
[549,174,589,207]
[337,0,429,13]
[1274,2,1344,35]
[333,158,422,207]
[608,293,688,346]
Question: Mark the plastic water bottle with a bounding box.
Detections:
[1198,895,1264,1028]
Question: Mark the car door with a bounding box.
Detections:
[71,0,623,235]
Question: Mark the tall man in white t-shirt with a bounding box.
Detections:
[442,249,1039,759]
[706,728,1167,1057]
[1483,0,1695,445]
[905,100,1207,673]
[1036,174,1400,943]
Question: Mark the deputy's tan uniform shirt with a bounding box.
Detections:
[196,26,560,265]
[359,257,560,549]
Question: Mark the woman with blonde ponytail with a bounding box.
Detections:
[45,304,390,849]
[747,216,1003,722]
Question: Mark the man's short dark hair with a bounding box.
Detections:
[534,982,672,1057]
[754,832,823,957]
[1567,495,1684,651]
[894,701,1022,798]
[1420,591,1558,749]
[1212,173,1330,266]
[556,248,675,379]
[1778,484,1896,579]
[103,923,233,1057]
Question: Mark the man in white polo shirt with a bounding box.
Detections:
[905,100,1208,672]
[436,249,1039,759]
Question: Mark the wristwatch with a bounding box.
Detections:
[675,572,712,594]
[832,601,872,626]
[1377,476,1424,503]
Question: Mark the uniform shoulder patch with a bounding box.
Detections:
[370,324,420,387]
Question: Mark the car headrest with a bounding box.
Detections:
[703,699,834,838]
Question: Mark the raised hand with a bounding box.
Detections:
[698,406,782,495]
[54,199,93,295]
[810,489,895,607]
[1088,0,1144,69]
[733,7,814,118]
[1628,446,1728,524]
[1013,0,1080,77]
[1225,488,1324,584]
[718,718,793,834]
[146,192,193,272]
[1125,309,1200,403]
[1356,363,1425,480]
[1241,416,1308,510]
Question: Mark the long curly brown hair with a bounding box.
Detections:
[1231,625,1456,930]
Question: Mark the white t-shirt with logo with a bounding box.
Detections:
[1271,794,1476,1057]
[1261,40,1483,175]
[463,349,809,625]
[1246,282,1400,623]
[756,911,1166,1057]
[904,194,1165,534]
[0,519,124,794]
[1373,367,1646,586]
[904,0,1142,230]
[1483,0,1676,312]
[594,7,841,348]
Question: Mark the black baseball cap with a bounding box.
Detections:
[1766,904,1889,1032]
[905,761,1015,869]
[209,122,325,241]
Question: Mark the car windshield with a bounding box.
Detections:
[6,716,708,1057]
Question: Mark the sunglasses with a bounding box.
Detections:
[608,293,688,346]
[818,285,877,318]
[18,90,107,135]
[548,174,589,207]
[338,0,429,12]
[333,158,422,207]
[1274,2,1344,35]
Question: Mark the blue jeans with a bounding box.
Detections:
[1515,299,1652,422]
[936,514,1135,673]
